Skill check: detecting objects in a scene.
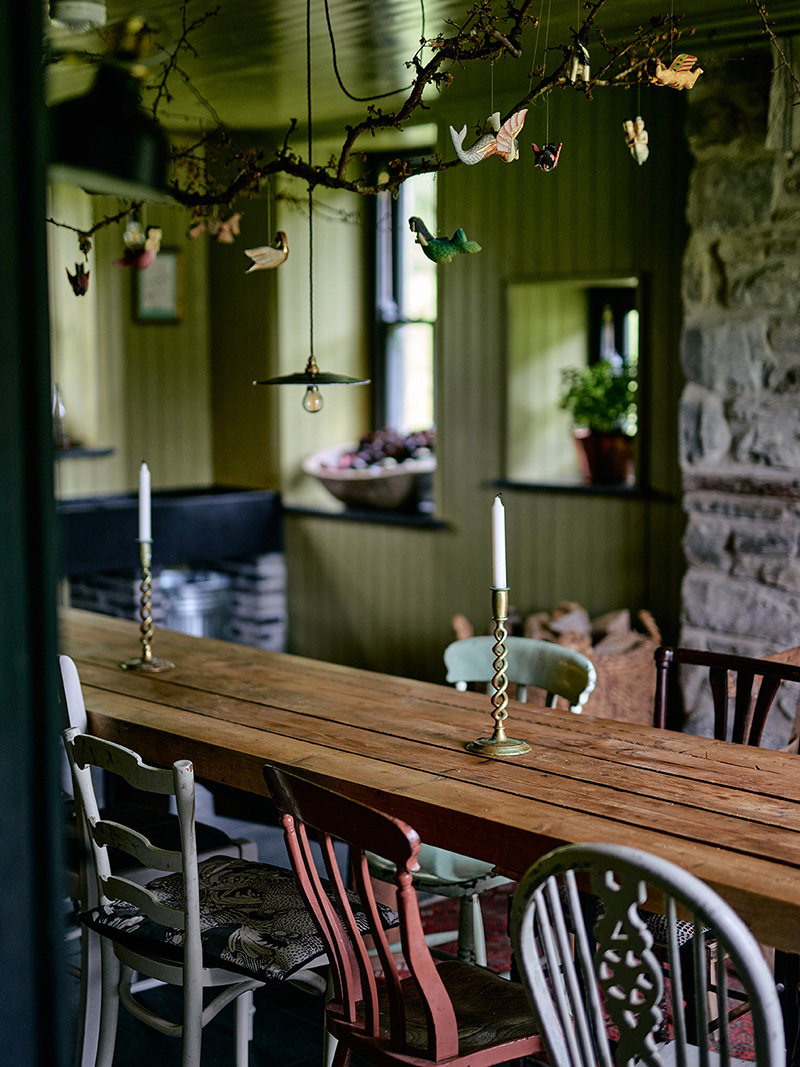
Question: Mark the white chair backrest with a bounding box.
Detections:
[510,842,785,1067]
[443,636,596,712]
[59,653,88,731]
[63,727,201,949]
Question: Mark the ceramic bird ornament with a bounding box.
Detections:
[244,232,289,271]
[532,142,563,171]
[408,217,481,264]
[623,116,649,165]
[650,53,703,90]
[114,226,162,269]
[450,109,528,165]
[66,262,90,296]
[188,212,242,243]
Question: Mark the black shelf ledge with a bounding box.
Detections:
[492,478,675,501]
[283,504,449,529]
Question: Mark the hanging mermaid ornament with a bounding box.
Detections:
[450,109,528,165]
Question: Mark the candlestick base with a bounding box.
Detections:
[120,655,175,672]
[465,734,531,756]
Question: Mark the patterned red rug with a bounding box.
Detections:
[419,884,757,1061]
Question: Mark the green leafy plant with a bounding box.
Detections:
[559,360,638,435]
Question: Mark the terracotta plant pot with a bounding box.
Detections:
[572,428,635,487]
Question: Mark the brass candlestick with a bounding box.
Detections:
[466,587,530,756]
[120,540,174,672]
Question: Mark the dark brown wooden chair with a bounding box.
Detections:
[653,645,800,1054]
[263,761,543,1067]
[653,645,800,742]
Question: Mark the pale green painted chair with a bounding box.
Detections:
[368,636,597,966]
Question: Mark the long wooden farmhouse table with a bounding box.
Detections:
[61,607,800,954]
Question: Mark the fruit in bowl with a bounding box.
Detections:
[303,429,436,511]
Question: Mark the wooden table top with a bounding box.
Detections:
[61,607,800,953]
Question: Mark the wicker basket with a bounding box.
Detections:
[581,610,661,725]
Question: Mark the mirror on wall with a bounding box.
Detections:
[504,275,641,488]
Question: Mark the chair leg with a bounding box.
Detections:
[234,989,254,1067]
[75,924,102,1067]
[457,893,487,966]
[95,941,121,1067]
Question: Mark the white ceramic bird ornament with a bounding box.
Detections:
[450,109,528,165]
[244,232,289,272]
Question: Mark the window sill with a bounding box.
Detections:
[283,503,449,529]
[55,446,115,460]
[493,478,673,501]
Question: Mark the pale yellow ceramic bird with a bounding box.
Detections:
[244,232,289,271]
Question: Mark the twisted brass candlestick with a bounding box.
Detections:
[465,586,530,756]
[120,540,174,672]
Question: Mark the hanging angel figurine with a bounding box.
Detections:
[450,109,528,165]
[188,212,242,243]
[568,37,590,83]
[649,54,703,90]
[244,232,289,271]
[623,116,649,165]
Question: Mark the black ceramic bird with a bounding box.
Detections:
[532,142,563,171]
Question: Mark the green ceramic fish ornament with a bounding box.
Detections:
[408,217,481,264]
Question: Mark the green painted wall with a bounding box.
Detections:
[278,85,690,680]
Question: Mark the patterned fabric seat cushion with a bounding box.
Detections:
[82,856,398,982]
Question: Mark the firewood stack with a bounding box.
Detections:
[452,601,661,725]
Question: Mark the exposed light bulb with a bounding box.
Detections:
[302,385,324,413]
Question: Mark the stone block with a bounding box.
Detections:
[682,571,800,646]
[687,159,774,230]
[759,559,800,592]
[730,527,797,557]
[682,518,731,569]
[679,384,732,465]
[683,490,784,521]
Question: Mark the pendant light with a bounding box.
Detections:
[254,0,369,413]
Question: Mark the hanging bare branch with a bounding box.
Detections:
[47,0,691,248]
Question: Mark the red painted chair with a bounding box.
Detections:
[263,762,543,1067]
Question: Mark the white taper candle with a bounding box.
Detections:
[491,494,506,588]
[138,461,152,542]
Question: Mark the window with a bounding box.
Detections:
[504,276,641,486]
[371,160,437,435]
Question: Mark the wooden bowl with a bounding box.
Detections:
[302,444,435,511]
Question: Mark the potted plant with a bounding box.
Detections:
[559,359,637,486]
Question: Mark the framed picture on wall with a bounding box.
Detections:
[134,248,183,322]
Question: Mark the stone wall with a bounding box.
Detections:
[679,42,800,743]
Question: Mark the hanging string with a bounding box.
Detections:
[324,0,426,102]
[543,0,552,139]
[527,0,546,92]
[307,0,315,364]
[490,56,494,115]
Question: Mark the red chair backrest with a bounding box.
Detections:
[263,764,459,1060]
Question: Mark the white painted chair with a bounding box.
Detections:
[368,637,596,966]
[63,723,338,1067]
[59,654,259,1067]
[444,635,597,712]
[510,842,785,1067]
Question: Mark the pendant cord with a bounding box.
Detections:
[307,0,315,367]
